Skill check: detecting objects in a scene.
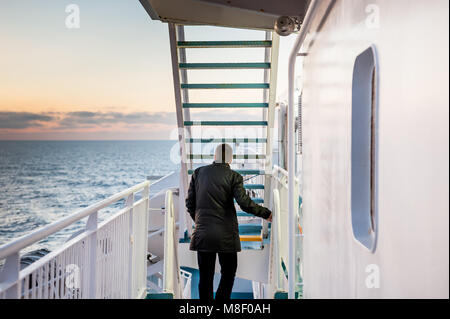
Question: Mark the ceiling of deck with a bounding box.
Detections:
[139,0,309,30]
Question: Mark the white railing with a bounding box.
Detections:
[180,269,192,299]
[268,165,301,297]
[269,188,285,293]
[0,181,150,299]
[162,190,183,298]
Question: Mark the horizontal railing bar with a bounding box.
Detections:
[188,154,266,159]
[179,62,270,69]
[183,103,268,108]
[177,40,272,48]
[181,83,269,89]
[272,165,300,185]
[188,169,265,175]
[0,181,150,260]
[184,121,267,126]
[187,138,267,143]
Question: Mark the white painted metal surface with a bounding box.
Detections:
[268,189,286,294]
[180,269,192,299]
[139,0,309,30]
[0,182,150,299]
[168,23,193,240]
[269,165,300,297]
[299,0,449,298]
[162,190,182,298]
[263,31,280,237]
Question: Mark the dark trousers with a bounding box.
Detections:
[197,251,237,301]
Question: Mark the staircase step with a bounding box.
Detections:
[234,170,266,175]
[273,291,302,299]
[187,138,267,143]
[235,198,263,204]
[240,235,263,242]
[229,292,254,299]
[177,40,272,48]
[183,103,268,108]
[181,83,269,89]
[237,211,255,217]
[239,224,262,234]
[179,62,270,69]
[244,184,264,190]
[188,154,266,160]
[145,292,174,299]
[188,169,265,175]
[184,121,267,126]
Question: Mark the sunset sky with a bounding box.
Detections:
[0,1,295,140]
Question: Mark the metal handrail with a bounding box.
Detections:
[0,181,150,299]
[272,165,299,187]
[0,181,150,260]
[272,189,285,291]
[180,269,192,299]
[270,165,302,297]
[162,190,182,298]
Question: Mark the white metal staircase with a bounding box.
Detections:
[168,24,280,246]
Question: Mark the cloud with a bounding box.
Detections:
[0,112,54,129]
[0,109,262,132]
[0,111,177,130]
[59,111,176,128]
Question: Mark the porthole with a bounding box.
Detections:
[351,45,378,252]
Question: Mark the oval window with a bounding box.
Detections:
[351,45,378,252]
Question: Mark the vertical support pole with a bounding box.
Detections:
[163,190,173,295]
[86,210,98,298]
[288,0,319,300]
[288,59,296,300]
[297,93,303,157]
[168,23,192,239]
[143,184,150,283]
[277,103,287,170]
[0,252,20,298]
[177,25,191,138]
[126,193,134,298]
[263,32,280,237]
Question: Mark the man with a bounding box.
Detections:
[186,143,272,301]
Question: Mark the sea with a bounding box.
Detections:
[0,140,179,254]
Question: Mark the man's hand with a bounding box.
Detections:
[267,213,272,222]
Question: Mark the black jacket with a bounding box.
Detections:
[186,162,272,252]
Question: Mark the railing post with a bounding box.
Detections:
[86,211,98,299]
[143,184,150,286]
[163,190,173,295]
[126,193,134,298]
[0,252,20,299]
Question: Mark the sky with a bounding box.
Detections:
[0,0,296,140]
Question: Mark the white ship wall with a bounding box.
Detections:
[299,0,449,298]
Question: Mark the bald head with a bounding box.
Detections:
[214,143,233,164]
